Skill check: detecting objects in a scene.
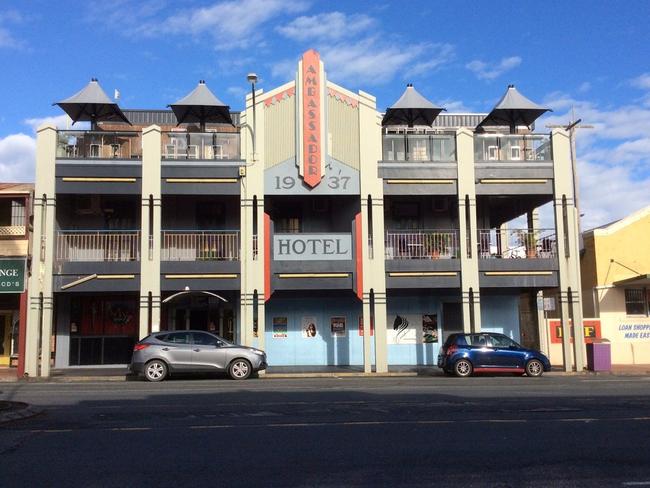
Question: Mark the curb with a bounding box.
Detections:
[262,372,419,379]
[0,403,42,425]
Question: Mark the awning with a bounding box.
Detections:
[169,80,232,130]
[382,84,445,127]
[55,78,131,128]
[476,84,550,132]
[613,274,650,287]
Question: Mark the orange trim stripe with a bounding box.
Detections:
[355,212,363,301]
[264,213,272,302]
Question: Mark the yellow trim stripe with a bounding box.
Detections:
[164,274,238,279]
[389,272,457,277]
[479,179,547,184]
[278,273,349,279]
[484,271,553,276]
[62,177,136,183]
[165,178,238,183]
[386,179,454,184]
[96,274,135,279]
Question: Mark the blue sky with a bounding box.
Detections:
[1,0,649,228]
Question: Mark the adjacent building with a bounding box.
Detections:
[24,49,584,377]
[580,205,650,364]
[0,183,32,376]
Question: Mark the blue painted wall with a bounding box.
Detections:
[480,294,520,342]
[264,295,367,366]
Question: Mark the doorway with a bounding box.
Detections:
[441,302,463,343]
[0,313,12,366]
[164,294,235,342]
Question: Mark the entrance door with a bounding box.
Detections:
[442,303,463,343]
[0,313,10,366]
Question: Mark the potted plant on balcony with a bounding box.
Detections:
[516,230,537,259]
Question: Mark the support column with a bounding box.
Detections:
[552,129,585,371]
[140,125,161,338]
[457,128,481,332]
[536,291,549,356]
[17,291,27,377]
[25,124,57,377]
[358,90,388,373]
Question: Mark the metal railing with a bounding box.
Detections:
[56,130,143,159]
[477,228,557,259]
[382,133,456,161]
[161,132,240,160]
[56,231,141,262]
[161,231,240,261]
[385,230,460,259]
[474,134,552,162]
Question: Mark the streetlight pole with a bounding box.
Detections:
[247,73,258,158]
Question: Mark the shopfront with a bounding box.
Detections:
[0,258,27,368]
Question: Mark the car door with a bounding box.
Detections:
[159,332,194,370]
[467,334,495,368]
[191,332,229,371]
[488,334,525,369]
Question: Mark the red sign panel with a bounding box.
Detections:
[549,319,601,344]
[301,49,322,188]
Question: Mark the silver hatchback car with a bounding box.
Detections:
[130,330,267,381]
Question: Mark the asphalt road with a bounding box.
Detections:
[1,375,650,487]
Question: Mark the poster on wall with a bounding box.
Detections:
[272,317,288,339]
[549,319,601,344]
[388,315,418,344]
[331,317,346,337]
[302,317,318,338]
[422,314,439,343]
[358,316,374,336]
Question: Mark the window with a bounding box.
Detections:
[625,288,647,316]
[490,334,518,348]
[192,332,221,346]
[158,332,191,344]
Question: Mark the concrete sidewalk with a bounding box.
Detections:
[2,364,650,382]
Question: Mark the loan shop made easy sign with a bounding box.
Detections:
[0,258,26,293]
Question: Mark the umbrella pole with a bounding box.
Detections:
[404,131,409,161]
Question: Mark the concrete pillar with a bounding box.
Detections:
[536,291,549,356]
[457,128,481,332]
[358,90,388,373]
[551,129,585,371]
[240,92,266,347]
[140,126,162,338]
[25,124,57,377]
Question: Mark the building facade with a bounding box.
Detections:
[25,50,584,376]
[579,206,650,364]
[0,183,32,376]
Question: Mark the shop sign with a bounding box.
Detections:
[300,49,323,188]
[549,319,601,344]
[272,317,287,339]
[331,317,346,337]
[0,258,26,294]
[617,322,650,340]
[273,233,352,261]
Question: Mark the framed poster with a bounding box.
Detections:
[422,314,438,343]
[331,317,346,337]
[272,317,288,339]
[302,317,318,338]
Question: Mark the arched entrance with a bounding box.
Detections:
[161,289,236,342]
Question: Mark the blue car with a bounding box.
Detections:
[438,333,551,377]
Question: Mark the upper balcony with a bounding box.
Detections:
[56,130,142,160]
[161,131,240,161]
[382,132,457,163]
[474,134,552,162]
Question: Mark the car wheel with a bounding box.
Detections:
[454,359,473,377]
[229,359,252,380]
[526,359,544,377]
[144,359,168,382]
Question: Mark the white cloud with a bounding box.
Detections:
[403,44,455,78]
[0,133,35,183]
[630,73,650,90]
[437,99,472,112]
[537,91,650,229]
[466,56,522,80]
[578,81,591,93]
[23,114,83,132]
[277,12,375,42]
[135,0,309,50]
[0,8,25,49]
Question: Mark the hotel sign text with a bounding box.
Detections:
[274,234,352,261]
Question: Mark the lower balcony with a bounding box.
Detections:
[385,230,460,260]
[161,230,240,261]
[56,230,140,262]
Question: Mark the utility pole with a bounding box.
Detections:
[546,107,593,250]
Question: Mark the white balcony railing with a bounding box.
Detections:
[477,228,557,259]
[56,231,140,262]
[161,231,240,261]
[385,230,460,259]
[0,225,26,236]
[474,134,552,162]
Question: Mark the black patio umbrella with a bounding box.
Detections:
[381,84,446,127]
[169,80,232,131]
[476,84,551,133]
[55,78,131,129]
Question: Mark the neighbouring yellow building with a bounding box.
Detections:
[581,205,650,364]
